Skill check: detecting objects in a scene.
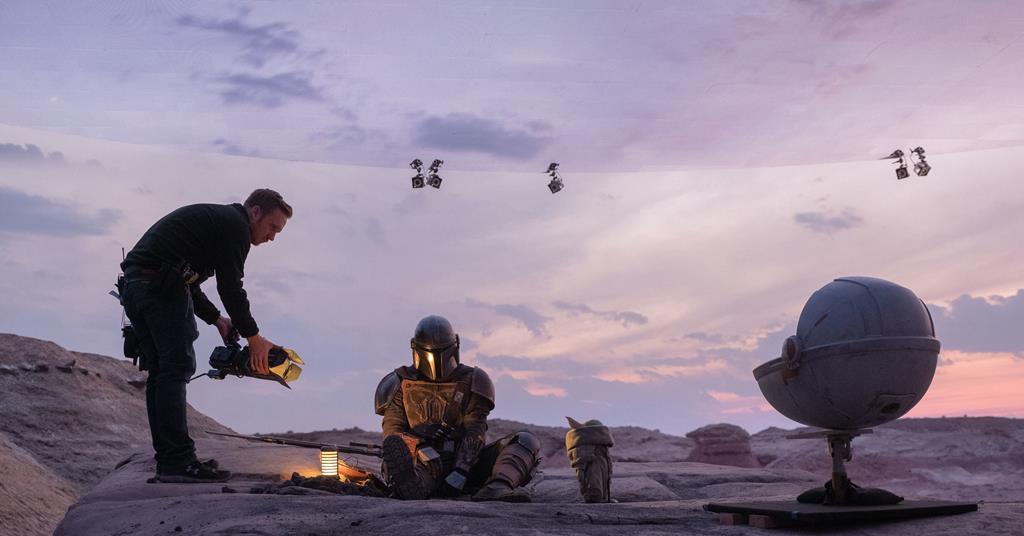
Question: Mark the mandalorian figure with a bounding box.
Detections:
[374,315,542,501]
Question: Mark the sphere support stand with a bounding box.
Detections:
[784,428,901,506]
[827,432,854,505]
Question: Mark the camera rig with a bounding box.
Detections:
[191,342,305,389]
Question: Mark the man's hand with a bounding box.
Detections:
[433,422,455,441]
[246,334,274,375]
[214,316,239,344]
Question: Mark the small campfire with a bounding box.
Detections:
[246,472,386,497]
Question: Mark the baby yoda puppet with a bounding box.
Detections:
[565,417,614,503]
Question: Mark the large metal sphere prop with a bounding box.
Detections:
[754,276,940,430]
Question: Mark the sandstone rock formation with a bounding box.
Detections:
[751,417,1024,501]
[0,333,231,536]
[0,433,78,536]
[685,423,760,468]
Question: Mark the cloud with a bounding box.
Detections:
[473,353,599,377]
[792,0,896,39]
[683,332,726,344]
[220,71,323,108]
[706,390,741,402]
[930,291,1024,357]
[313,123,392,155]
[525,120,554,134]
[363,217,386,245]
[0,187,119,236]
[177,11,300,68]
[595,358,729,384]
[464,298,552,338]
[413,113,550,159]
[552,301,648,328]
[212,138,261,157]
[475,354,542,371]
[522,383,567,397]
[249,275,292,295]
[793,208,864,235]
[693,322,794,369]
[468,354,575,399]
[0,143,65,164]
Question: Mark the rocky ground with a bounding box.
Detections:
[0,333,230,536]
[3,333,1024,535]
[52,433,1024,536]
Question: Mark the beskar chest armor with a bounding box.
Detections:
[400,379,467,436]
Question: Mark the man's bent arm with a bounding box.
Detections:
[382,388,411,437]
[190,280,221,325]
[454,396,490,473]
[214,239,259,338]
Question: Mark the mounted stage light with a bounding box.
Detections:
[320,447,339,478]
[882,150,909,180]
[546,162,563,193]
[427,159,444,189]
[409,158,423,171]
[911,147,931,176]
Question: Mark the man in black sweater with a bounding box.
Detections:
[120,188,292,483]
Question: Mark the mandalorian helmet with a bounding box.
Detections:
[410,315,460,381]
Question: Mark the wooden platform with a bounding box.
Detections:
[705,500,978,528]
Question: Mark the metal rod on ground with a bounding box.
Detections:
[204,430,383,458]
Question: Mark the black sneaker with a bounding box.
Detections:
[382,435,428,500]
[156,460,232,483]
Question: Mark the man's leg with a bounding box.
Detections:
[471,431,542,502]
[144,285,199,467]
[122,280,169,471]
[124,280,227,482]
[381,434,435,499]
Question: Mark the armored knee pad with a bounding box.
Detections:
[487,431,542,489]
[565,417,614,503]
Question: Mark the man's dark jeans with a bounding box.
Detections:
[121,278,200,468]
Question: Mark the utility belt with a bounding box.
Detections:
[123,260,201,295]
[118,260,200,371]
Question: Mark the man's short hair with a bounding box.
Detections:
[244,188,293,218]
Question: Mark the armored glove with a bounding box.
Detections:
[565,417,614,503]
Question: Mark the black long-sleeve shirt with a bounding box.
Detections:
[121,203,259,337]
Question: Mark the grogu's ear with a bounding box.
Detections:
[566,416,584,429]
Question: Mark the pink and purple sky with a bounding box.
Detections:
[1,1,1022,434]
